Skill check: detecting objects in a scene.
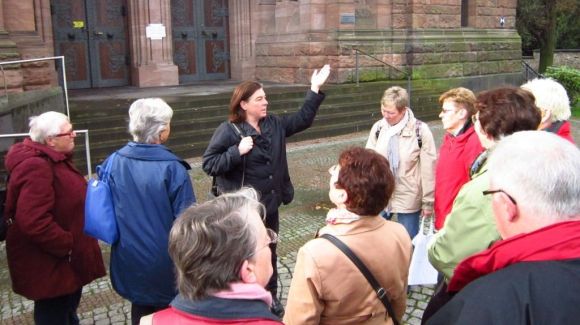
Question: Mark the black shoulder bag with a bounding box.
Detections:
[211,122,245,197]
[320,233,400,325]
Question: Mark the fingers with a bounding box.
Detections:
[238,136,253,155]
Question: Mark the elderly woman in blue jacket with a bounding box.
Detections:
[106,98,196,325]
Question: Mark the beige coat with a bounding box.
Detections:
[284,217,412,325]
[366,109,436,213]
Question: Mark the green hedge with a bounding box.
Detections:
[544,66,580,109]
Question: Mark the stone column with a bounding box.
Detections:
[128,0,178,87]
[0,0,24,94]
[229,0,263,80]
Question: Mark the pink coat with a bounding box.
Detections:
[4,138,105,300]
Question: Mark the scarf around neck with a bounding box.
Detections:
[212,282,273,307]
[325,207,361,224]
[448,220,580,292]
[379,108,410,178]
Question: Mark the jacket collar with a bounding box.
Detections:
[22,137,69,162]
[171,294,279,321]
[448,220,580,292]
[318,215,386,237]
[117,142,191,170]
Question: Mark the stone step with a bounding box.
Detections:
[71,81,446,173]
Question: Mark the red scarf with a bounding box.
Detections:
[448,220,580,292]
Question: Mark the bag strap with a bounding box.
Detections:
[319,233,400,325]
[228,122,246,187]
[415,119,423,149]
[99,152,118,182]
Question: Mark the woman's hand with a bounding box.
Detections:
[238,136,254,156]
[310,64,331,93]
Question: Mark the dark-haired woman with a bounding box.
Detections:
[202,64,330,315]
[284,147,412,325]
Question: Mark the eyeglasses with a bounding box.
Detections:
[440,108,458,115]
[52,129,76,138]
[482,189,517,205]
[471,114,479,125]
[246,228,279,259]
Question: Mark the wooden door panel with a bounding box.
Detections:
[172,0,228,83]
[52,0,91,88]
[89,0,129,87]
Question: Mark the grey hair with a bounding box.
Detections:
[488,131,580,223]
[168,187,266,300]
[128,98,173,143]
[381,86,409,111]
[521,78,571,121]
[28,111,70,144]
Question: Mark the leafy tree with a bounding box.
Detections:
[517,0,578,73]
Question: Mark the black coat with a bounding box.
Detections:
[202,90,325,215]
[427,259,580,325]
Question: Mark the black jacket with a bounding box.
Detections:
[427,259,580,325]
[202,90,325,215]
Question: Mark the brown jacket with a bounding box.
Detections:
[284,217,412,325]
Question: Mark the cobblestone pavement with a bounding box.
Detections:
[2,118,578,324]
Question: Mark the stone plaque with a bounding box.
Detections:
[340,13,355,25]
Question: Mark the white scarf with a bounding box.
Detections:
[378,109,410,178]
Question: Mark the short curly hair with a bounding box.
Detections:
[381,86,409,112]
[439,87,477,117]
[335,147,395,216]
[476,87,541,141]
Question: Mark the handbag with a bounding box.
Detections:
[408,216,438,285]
[320,233,400,325]
[211,122,245,197]
[84,152,119,244]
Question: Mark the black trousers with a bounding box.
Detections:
[34,289,82,325]
[131,303,167,325]
[265,209,279,298]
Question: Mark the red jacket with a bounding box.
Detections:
[4,138,105,300]
[551,120,575,144]
[434,126,483,230]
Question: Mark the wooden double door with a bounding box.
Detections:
[171,0,229,83]
[52,0,229,89]
[51,0,130,89]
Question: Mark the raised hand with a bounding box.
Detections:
[238,136,254,156]
[310,64,331,93]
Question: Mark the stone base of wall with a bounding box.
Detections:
[524,51,580,71]
[0,87,65,151]
[255,29,522,84]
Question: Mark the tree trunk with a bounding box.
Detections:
[539,0,557,73]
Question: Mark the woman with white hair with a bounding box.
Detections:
[521,77,575,143]
[140,188,282,324]
[4,111,106,324]
[105,98,196,324]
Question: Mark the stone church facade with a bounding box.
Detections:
[0,0,520,91]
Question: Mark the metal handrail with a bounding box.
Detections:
[521,60,543,81]
[352,48,412,100]
[0,129,92,177]
[0,56,70,117]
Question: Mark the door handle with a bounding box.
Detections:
[67,33,75,40]
[201,30,208,37]
[181,32,187,39]
[93,31,104,36]
[106,33,114,39]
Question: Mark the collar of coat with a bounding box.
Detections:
[448,220,580,292]
[23,137,70,162]
[117,142,191,170]
[318,215,385,237]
